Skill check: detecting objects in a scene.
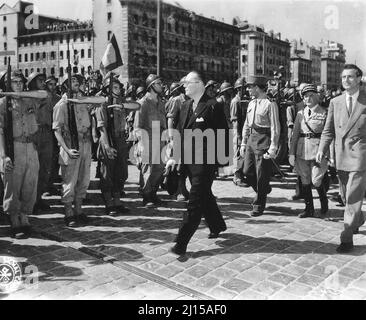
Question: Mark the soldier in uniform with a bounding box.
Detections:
[289,84,329,218]
[46,76,62,193]
[205,80,218,99]
[53,74,92,227]
[240,76,280,217]
[231,77,249,187]
[134,74,167,207]
[0,70,40,239]
[217,81,234,130]
[165,82,183,116]
[95,76,134,215]
[27,72,54,213]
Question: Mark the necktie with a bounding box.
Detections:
[348,96,353,116]
[251,99,258,127]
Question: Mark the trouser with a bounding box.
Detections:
[36,131,54,201]
[60,141,92,205]
[50,134,60,183]
[295,158,328,188]
[2,142,39,227]
[338,170,366,244]
[233,130,244,174]
[243,131,272,213]
[175,165,226,250]
[141,163,165,200]
[100,139,128,203]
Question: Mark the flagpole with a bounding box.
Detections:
[157,0,162,77]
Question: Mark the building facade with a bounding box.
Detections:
[17,21,94,79]
[320,40,346,90]
[93,0,240,85]
[238,22,291,82]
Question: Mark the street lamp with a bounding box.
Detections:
[157,0,162,76]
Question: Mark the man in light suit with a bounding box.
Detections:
[317,64,366,253]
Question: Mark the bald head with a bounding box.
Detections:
[184,71,205,99]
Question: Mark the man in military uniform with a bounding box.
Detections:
[46,76,62,193]
[0,70,40,239]
[53,74,92,227]
[95,76,135,215]
[166,79,190,202]
[289,84,329,218]
[217,81,234,129]
[134,74,167,207]
[240,76,280,217]
[205,80,218,99]
[231,77,249,187]
[27,72,54,213]
[165,82,183,116]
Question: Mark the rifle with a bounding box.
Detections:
[67,36,79,151]
[4,58,14,162]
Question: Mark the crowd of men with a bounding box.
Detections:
[0,63,365,255]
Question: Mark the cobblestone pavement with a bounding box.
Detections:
[1,162,366,300]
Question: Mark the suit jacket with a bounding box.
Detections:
[176,94,229,171]
[319,91,366,172]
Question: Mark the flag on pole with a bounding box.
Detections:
[100,34,123,76]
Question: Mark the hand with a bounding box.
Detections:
[106,146,117,160]
[165,159,177,170]
[289,155,295,167]
[240,145,246,158]
[328,158,335,167]
[68,149,80,159]
[316,152,324,163]
[264,150,276,160]
[3,157,14,173]
[136,145,144,158]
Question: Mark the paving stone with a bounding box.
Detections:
[338,267,365,279]
[191,276,221,291]
[280,264,307,278]
[268,273,297,286]
[238,267,269,284]
[207,287,238,300]
[351,277,366,291]
[208,267,239,281]
[283,282,313,297]
[297,274,325,287]
[225,259,256,273]
[234,290,267,300]
[264,255,292,267]
[252,281,284,297]
[340,288,366,300]
[185,265,212,279]
[155,265,184,278]
[222,278,252,293]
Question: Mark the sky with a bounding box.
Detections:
[4,0,366,71]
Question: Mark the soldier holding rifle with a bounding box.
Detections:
[0,68,47,239]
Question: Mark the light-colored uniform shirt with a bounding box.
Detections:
[242,98,280,153]
[289,104,328,160]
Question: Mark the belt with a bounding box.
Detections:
[78,131,91,141]
[14,136,35,144]
[249,127,271,134]
[300,133,322,139]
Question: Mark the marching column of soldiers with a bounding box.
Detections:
[0,65,362,255]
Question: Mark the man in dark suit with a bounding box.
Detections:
[317,64,366,253]
[168,71,228,256]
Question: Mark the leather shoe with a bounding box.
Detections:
[170,245,186,256]
[22,225,33,237]
[298,211,314,219]
[336,243,354,254]
[115,205,130,214]
[208,226,227,239]
[292,194,303,201]
[76,214,89,225]
[10,227,27,240]
[251,211,263,217]
[64,216,78,228]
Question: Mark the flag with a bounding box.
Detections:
[100,34,123,76]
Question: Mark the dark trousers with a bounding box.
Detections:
[243,131,272,213]
[175,165,226,250]
[99,139,128,196]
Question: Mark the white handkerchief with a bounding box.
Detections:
[196,117,205,123]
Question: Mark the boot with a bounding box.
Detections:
[75,199,89,224]
[113,193,130,214]
[64,203,77,227]
[298,185,315,218]
[316,184,329,216]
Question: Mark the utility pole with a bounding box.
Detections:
[157,0,162,76]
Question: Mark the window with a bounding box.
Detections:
[3,27,7,35]
[19,54,22,62]
[142,13,148,27]
[107,31,112,41]
[25,54,28,62]
[30,53,34,61]
[73,34,77,42]
[107,12,112,23]
[51,67,55,75]
[88,49,92,58]
[87,33,92,41]
[36,68,40,73]
[36,52,40,61]
[4,57,6,65]
[25,69,28,77]
[50,51,55,60]
[60,51,63,60]
[3,16,6,22]
[42,52,46,60]
[3,42,7,50]
[59,67,64,77]
[133,15,139,25]
[81,49,85,58]
[31,68,34,73]
[60,36,63,44]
